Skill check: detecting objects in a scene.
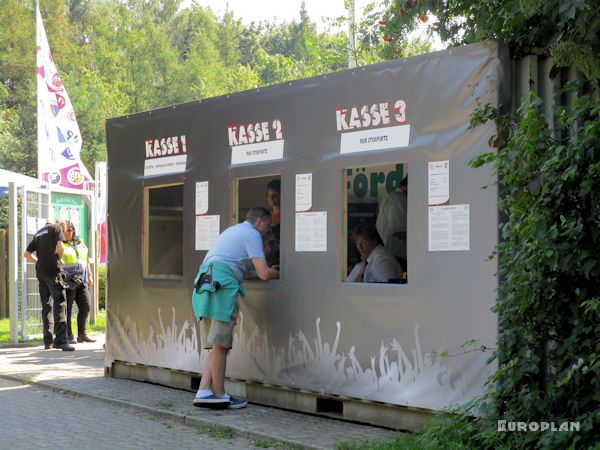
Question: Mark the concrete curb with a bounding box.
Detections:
[0,373,325,450]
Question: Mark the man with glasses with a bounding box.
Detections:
[191,207,279,409]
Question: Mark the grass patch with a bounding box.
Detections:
[335,437,411,450]
[0,309,106,344]
[274,443,304,450]
[156,400,174,410]
[89,309,106,332]
[210,425,235,439]
[254,439,273,448]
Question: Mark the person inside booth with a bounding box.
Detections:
[264,179,280,267]
[376,175,407,272]
[346,223,403,283]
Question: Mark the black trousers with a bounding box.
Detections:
[66,284,91,339]
[37,274,68,346]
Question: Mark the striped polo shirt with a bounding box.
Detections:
[202,221,265,282]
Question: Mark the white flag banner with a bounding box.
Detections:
[36,3,92,189]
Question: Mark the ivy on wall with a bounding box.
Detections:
[467,82,600,446]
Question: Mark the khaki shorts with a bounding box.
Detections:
[199,299,239,350]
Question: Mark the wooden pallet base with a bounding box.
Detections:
[108,360,436,431]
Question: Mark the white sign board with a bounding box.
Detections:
[144,154,187,177]
[340,125,410,155]
[231,140,284,165]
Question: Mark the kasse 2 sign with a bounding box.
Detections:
[228,120,283,146]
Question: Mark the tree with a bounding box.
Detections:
[370,0,600,81]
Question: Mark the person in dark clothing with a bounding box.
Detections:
[24,220,74,351]
[264,179,281,267]
[266,179,281,239]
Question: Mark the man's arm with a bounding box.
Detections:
[251,257,279,281]
[24,250,37,264]
[56,240,64,259]
[346,263,362,282]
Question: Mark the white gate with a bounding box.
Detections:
[8,182,97,343]
[21,186,52,340]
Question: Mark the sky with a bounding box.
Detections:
[191,0,443,48]
[192,0,376,32]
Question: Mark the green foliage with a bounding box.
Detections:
[0,198,8,230]
[365,0,600,82]
[479,87,600,447]
[97,264,106,310]
[88,309,105,332]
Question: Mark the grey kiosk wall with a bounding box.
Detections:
[105,41,510,425]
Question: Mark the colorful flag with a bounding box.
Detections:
[95,161,108,264]
[36,2,93,189]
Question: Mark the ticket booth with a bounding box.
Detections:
[104,41,510,429]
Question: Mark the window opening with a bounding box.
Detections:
[143,183,184,278]
[344,163,407,284]
[236,175,281,269]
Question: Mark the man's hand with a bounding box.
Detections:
[252,257,279,281]
[24,251,37,264]
[268,267,280,279]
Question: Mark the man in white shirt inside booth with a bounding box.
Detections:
[346,223,403,283]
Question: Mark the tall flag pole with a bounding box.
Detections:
[36,2,93,189]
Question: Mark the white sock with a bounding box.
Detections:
[219,393,231,400]
[195,389,213,398]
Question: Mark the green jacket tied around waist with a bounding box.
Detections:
[192,261,246,323]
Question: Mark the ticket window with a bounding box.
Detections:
[143,183,184,278]
[343,163,407,284]
[235,175,281,269]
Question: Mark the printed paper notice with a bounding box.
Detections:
[195,181,208,215]
[295,211,327,252]
[295,173,312,212]
[428,204,469,251]
[428,160,449,205]
[195,215,220,251]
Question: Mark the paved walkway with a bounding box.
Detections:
[0,334,403,449]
